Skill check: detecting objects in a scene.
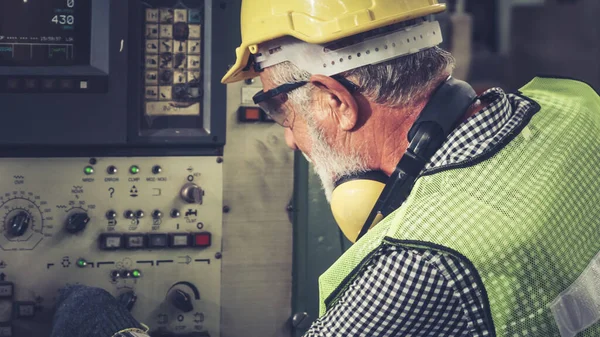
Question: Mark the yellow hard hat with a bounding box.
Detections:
[221,0,447,84]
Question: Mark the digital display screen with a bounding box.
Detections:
[142,1,205,127]
[0,0,92,66]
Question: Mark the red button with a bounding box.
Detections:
[193,233,211,247]
[245,107,261,120]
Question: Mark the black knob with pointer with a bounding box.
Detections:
[8,211,31,237]
[66,212,90,234]
[170,289,194,313]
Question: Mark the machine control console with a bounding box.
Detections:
[0,157,223,337]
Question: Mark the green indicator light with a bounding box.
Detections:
[132,270,142,278]
[130,166,140,174]
[84,166,94,175]
[77,259,88,268]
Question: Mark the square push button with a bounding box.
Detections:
[42,79,57,91]
[125,235,147,249]
[15,302,36,318]
[169,233,190,248]
[99,234,123,250]
[148,234,168,248]
[0,282,13,298]
[59,79,73,90]
[193,233,211,248]
[6,79,19,90]
[0,324,12,337]
[24,79,38,90]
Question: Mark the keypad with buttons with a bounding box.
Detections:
[144,6,203,117]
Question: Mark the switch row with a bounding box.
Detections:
[111,269,142,279]
[99,232,211,250]
[106,209,181,220]
[84,165,163,175]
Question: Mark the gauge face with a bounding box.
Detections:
[0,191,53,251]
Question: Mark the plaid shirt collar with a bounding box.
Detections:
[424,87,536,171]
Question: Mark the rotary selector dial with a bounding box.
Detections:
[8,211,31,237]
[65,212,90,234]
[59,203,96,234]
[0,192,52,251]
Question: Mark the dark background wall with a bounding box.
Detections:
[509,0,600,90]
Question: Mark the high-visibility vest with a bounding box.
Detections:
[319,78,600,336]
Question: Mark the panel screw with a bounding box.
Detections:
[215,252,222,259]
[223,206,230,213]
[216,157,223,163]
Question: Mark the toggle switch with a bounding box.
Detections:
[124,210,135,219]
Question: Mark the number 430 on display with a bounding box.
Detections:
[52,15,75,25]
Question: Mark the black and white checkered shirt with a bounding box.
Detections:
[305,88,535,337]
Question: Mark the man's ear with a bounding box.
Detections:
[309,74,359,131]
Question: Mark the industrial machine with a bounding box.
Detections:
[0,1,230,336]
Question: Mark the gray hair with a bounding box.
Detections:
[268,46,455,112]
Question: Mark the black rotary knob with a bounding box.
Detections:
[8,211,31,237]
[66,212,90,234]
[170,289,194,313]
[118,291,138,312]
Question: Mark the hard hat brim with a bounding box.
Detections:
[221,4,446,84]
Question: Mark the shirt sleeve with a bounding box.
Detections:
[303,247,473,337]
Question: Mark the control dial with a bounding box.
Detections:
[65,212,90,234]
[170,289,194,313]
[118,291,138,311]
[0,192,50,251]
[8,211,30,237]
[180,183,204,204]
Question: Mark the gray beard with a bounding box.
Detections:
[307,120,368,203]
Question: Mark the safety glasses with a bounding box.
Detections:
[252,75,360,128]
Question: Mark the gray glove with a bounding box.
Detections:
[50,285,144,337]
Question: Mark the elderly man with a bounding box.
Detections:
[221,0,600,336]
[50,1,600,336]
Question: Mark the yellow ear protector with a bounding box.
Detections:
[331,77,477,243]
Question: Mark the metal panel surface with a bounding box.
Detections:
[221,80,294,337]
[0,156,223,337]
[509,0,600,91]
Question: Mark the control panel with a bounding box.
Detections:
[0,157,223,337]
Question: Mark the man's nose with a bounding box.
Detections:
[284,128,298,150]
